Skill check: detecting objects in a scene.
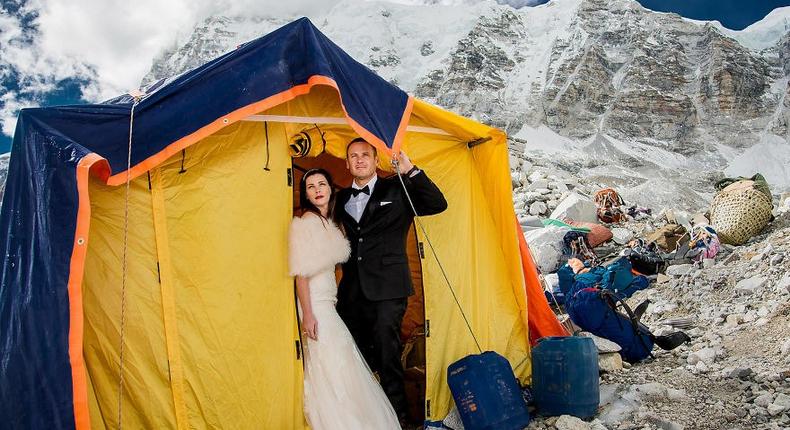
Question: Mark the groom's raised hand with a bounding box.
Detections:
[393,150,414,175]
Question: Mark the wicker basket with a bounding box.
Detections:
[710,180,772,245]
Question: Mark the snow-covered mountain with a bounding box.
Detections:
[141,0,790,210]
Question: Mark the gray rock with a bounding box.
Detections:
[550,193,598,224]
[553,182,569,193]
[528,171,546,183]
[754,393,774,408]
[580,332,622,353]
[687,347,717,365]
[768,402,787,416]
[599,352,624,373]
[528,180,549,191]
[529,201,548,216]
[729,367,753,380]
[511,172,521,187]
[771,393,790,414]
[778,273,790,294]
[508,154,519,168]
[554,415,590,430]
[735,276,766,295]
[666,264,694,277]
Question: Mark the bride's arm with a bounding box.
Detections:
[295,276,318,340]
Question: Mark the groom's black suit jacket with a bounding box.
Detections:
[336,171,447,302]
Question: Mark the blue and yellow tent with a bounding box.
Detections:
[0,18,565,429]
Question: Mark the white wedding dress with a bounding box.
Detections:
[288,214,401,430]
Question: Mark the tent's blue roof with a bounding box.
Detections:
[15,17,409,176]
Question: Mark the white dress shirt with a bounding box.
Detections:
[345,175,378,223]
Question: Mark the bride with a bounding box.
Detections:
[288,168,401,429]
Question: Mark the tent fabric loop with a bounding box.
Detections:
[467,136,492,149]
[263,121,271,171]
[178,149,187,174]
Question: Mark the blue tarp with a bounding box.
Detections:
[0,17,409,429]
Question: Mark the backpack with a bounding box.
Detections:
[558,257,649,300]
[562,231,597,262]
[565,288,690,363]
[593,188,626,224]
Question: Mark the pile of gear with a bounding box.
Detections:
[526,174,779,365]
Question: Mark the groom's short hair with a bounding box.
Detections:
[346,137,377,158]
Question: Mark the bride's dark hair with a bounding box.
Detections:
[298,168,336,224]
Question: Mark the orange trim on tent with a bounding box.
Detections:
[67,153,109,430]
[106,75,406,185]
[390,96,414,156]
[515,217,569,344]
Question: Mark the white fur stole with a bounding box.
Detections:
[288,214,351,278]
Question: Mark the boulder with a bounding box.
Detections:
[528,171,545,183]
[735,276,766,295]
[754,393,774,408]
[769,393,790,416]
[550,192,599,224]
[523,226,569,273]
[519,215,544,231]
[579,332,622,353]
[555,415,591,430]
[529,201,548,216]
[666,264,694,277]
[778,273,790,294]
[687,347,717,365]
[527,180,549,191]
[598,352,624,373]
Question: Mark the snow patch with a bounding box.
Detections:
[724,135,790,192]
[514,124,581,154]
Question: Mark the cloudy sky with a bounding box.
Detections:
[0,0,787,152]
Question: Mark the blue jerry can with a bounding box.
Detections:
[447,351,530,430]
[532,336,600,418]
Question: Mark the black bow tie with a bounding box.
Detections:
[351,186,370,197]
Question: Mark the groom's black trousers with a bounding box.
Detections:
[337,289,408,417]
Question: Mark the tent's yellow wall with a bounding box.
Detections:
[399,109,530,420]
[82,121,305,429]
[79,87,529,426]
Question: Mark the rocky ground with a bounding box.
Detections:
[509,154,790,430]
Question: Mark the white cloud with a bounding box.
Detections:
[2,0,541,138]
[0,0,354,138]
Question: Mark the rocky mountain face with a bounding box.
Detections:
[139,0,790,210]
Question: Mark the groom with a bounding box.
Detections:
[336,138,447,421]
